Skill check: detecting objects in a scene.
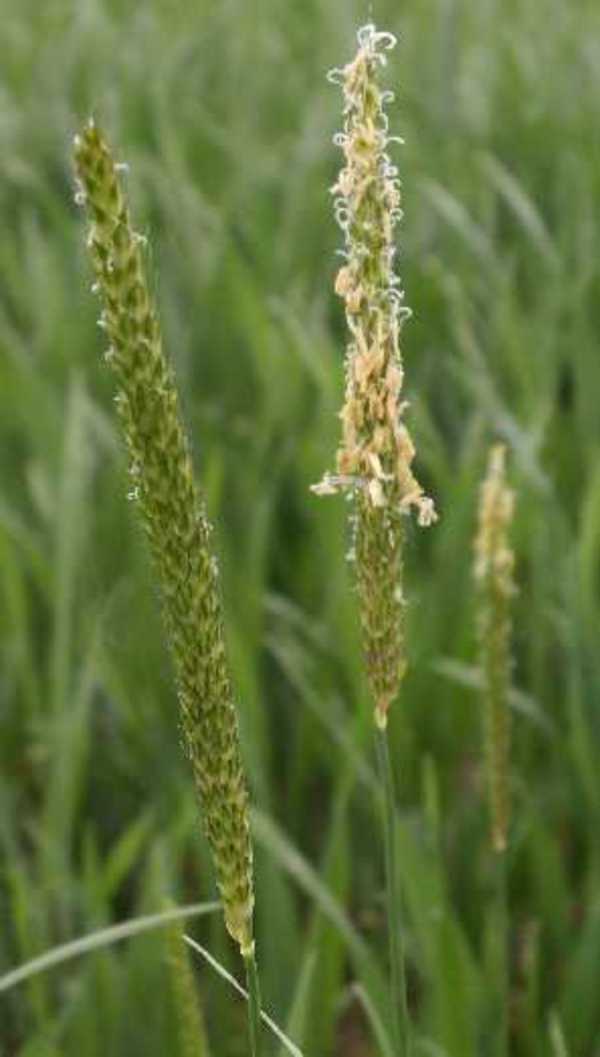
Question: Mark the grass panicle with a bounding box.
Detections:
[474,443,515,855]
[312,22,436,727]
[474,444,515,1057]
[166,921,211,1057]
[73,120,255,958]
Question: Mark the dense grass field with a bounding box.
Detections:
[2,1,600,1054]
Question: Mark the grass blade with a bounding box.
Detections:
[352,982,396,1057]
[251,807,388,1010]
[0,903,219,993]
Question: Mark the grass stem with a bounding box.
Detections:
[494,851,509,1057]
[375,723,410,1057]
[244,948,263,1057]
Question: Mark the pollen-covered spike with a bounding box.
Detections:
[312,25,437,719]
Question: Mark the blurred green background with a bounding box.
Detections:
[1,0,600,1054]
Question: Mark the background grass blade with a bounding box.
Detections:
[0,904,219,993]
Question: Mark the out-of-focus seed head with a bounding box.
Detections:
[474,443,515,853]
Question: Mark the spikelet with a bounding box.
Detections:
[166,921,211,1057]
[312,24,436,727]
[474,444,515,854]
[73,121,254,954]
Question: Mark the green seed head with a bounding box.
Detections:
[166,918,211,1057]
[474,444,515,854]
[74,120,254,953]
[313,26,436,725]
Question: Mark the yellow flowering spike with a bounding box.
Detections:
[313,25,437,725]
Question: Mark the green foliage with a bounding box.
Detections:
[1,0,600,1054]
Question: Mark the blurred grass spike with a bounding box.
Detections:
[166,920,211,1057]
[311,21,436,728]
[474,444,515,854]
[73,119,255,958]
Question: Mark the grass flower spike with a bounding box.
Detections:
[313,24,436,727]
[73,121,255,957]
[474,444,515,854]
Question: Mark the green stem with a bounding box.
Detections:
[244,947,262,1057]
[375,723,410,1057]
[494,850,509,1057]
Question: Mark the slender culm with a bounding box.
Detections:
[73,121,255,958]
[313,23,436,729]
[474,443,515,854]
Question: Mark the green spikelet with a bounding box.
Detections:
[474,444,515,854]
[73,120,254,954]
[354,492,407,721]
[166,921,211,1057]
[312,24,436,726]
